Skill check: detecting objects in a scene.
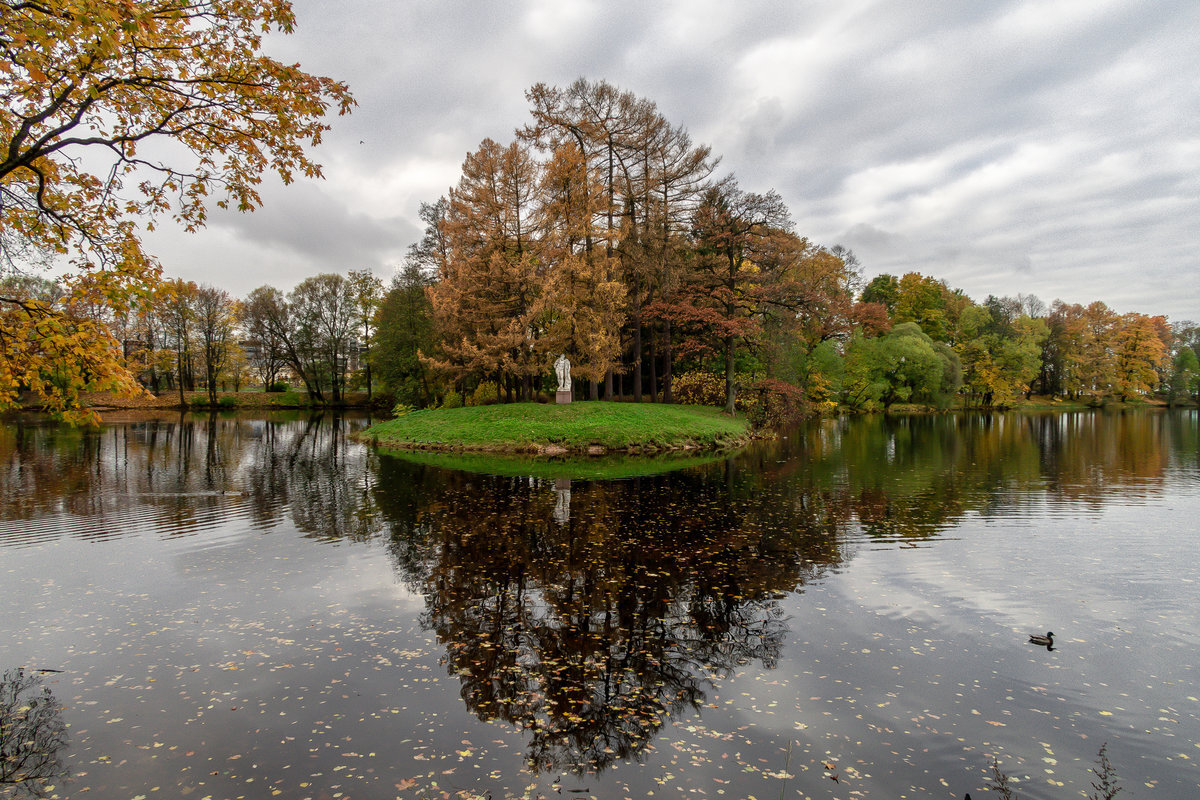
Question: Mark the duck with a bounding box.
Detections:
[1028,631,1054,647]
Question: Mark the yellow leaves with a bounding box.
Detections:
[1,0,352,422]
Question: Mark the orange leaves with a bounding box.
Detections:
[1,0,353,421]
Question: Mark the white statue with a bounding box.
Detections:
[554,353,571,392]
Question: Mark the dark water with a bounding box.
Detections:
[2,409,1198,800]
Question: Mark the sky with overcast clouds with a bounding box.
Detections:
[143,0,1199,322]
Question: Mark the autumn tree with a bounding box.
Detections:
[426,139,545,399]
[0,0,352,421]
[956,296,1049,407]
[240,287,289,390]
[347,269,383,398]
[536,142,626,397]
[1112,312,1167,400]
[193,284,236,404]
[892,272,968,342]
[243,284,325,400]
[523,79,716,400]
[675,181,794,413]
[290,273,356,402]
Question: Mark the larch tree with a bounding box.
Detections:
[537,142,626,395]
[427,139,544,399]
[0,0,353,422]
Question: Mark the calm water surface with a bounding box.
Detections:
[1,409,1198,800]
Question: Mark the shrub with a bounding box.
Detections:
[218,395,237,408]
[747,378,808,427]
[392,402,415,418]
[673,370,791,423]
[267,382,289,393]
[468,380,500,406]
[439,392,464,410]
[673,371,726,407]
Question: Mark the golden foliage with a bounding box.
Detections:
[1,0,353,420]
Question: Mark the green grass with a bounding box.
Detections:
[384,448,726,480]
[359,401,750,453]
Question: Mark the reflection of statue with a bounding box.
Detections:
[552,478,571,525]
[1,667,70,797]
[384,472,809,776]
[554,354,571,393]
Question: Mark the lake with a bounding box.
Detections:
[2,409,1198,800]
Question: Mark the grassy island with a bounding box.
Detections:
[358,401,751,454]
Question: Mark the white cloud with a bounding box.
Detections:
[136,0,1199,320]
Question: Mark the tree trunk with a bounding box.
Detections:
[648,323,658,402]
[177,350,186,408]
[590,379,599,401]
[633,322,643,402]
[724,334,736,415]
[663,320,673,403]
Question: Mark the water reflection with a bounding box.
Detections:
[372,461,839,774]
[1,409,1196,786]
[0,411,382,546]
[0,668,69,798]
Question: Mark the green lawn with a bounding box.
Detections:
[359,401,750,453]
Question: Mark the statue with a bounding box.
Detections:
[554,354,571,393]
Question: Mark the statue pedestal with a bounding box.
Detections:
[556,390,573,404]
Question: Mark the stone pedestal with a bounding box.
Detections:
[556,390,573,404]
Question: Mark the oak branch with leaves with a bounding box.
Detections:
[0,0,353,422]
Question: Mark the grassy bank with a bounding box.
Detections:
[359,401,751,454]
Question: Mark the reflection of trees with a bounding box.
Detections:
[745,411,1196,540]
[0,413,383,545]
[0,668,69,798]
[375,462,844,775]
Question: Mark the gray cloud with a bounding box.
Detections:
[141,0,1199,319]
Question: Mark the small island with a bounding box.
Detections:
[358,401,751,455]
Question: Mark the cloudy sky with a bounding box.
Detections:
[146,0,1199,321]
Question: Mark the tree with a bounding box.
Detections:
[956,296,1049,407]
[843,323,959,410]
[243,284,325,400]
[240,287,289,390]
[374,262,436,407]
[194,284,235,404]
[1113,312,1167,400]
[1,0,353,421]
[523,79,716,400]
[426,138,545,399]
[161,278,198,406]
[347,268,383,398]
[676,181,794,413]
[860,273,899,315]
[290,273,356,402]
[1166,347,1199,406]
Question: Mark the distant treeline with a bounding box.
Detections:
[4,80,1196,418]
